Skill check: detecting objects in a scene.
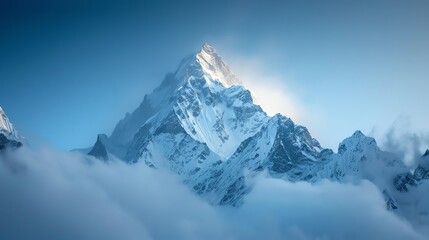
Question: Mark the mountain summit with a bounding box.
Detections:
[109,44,242,146]
[87,44,427,208]
[196,43,241,87]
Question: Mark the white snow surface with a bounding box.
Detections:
[0,106,20,140]
[110,44,241,146]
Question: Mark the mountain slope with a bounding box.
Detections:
[192,114,326,205]
[88,44,427,211]
[109,43,243,148]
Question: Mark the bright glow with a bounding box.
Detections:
[227,57,302,121]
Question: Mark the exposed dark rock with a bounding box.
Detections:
[0,133,22,150]
[383,190,398,210]
[393,150,429,192]
[88,135,109,161]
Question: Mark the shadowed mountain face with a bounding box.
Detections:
[0,133,22,150]
[85,44,427,209]
[88,134,109,161]
[394,150,429,192]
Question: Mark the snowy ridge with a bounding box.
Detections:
[316,131,406,183]
[110,44,242,147]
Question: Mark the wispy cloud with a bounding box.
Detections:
[374,117,429,166]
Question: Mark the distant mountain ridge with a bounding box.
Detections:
[77,44,428,210]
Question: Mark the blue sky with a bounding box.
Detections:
[1,0,428,151]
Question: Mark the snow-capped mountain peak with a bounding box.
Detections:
[89,44,427,212]
[109,44,242,146]
[338,130,379,155]
[195,43,241,87]
[0,106,19,140]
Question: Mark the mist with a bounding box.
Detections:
[0,146,425,240]
[373,118,429,166]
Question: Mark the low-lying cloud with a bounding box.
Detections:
[0,147,425,240]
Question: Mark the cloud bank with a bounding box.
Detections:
[0,147,425,240]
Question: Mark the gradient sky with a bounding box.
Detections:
[1,0,428,152]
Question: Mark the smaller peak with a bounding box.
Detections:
[89,135,109,161]
[97,133,108,140]
[272,113,286,120]
[348,130,376,144]
[423,149,429,157]
[338,130,378,154]
[89,145,108,161]
[200,43,215,53]
[271,113,294,127]
[352,130,365,138]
